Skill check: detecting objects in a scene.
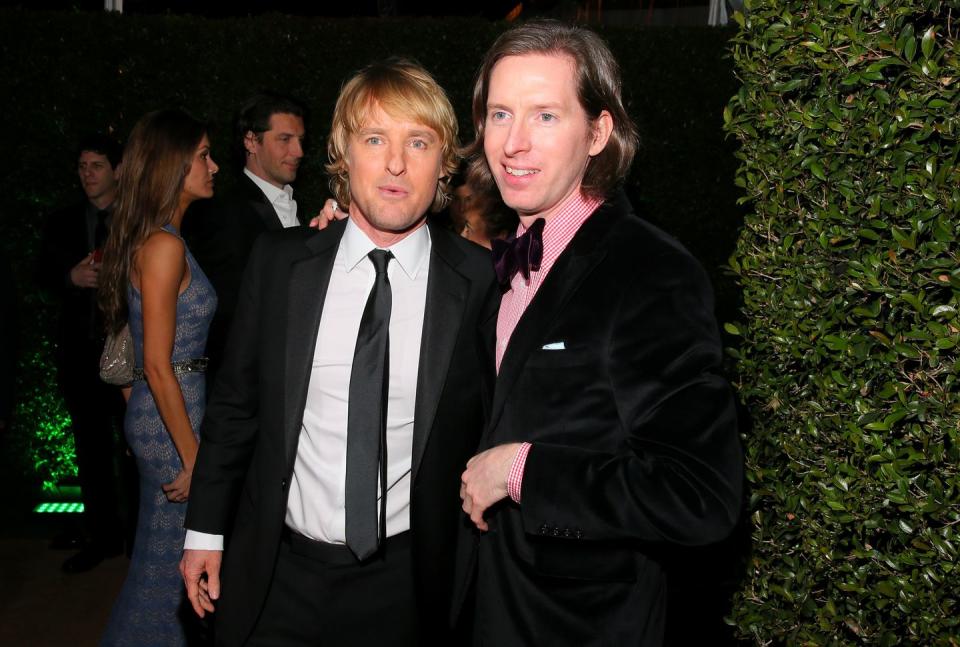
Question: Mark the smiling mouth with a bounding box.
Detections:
[505,166,539,177]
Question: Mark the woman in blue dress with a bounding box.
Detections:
[98,109,218,646]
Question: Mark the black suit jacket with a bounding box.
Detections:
[455,192,743,646]
[36,202,102,375]
[182,173,304,388]
[185,219,497,646]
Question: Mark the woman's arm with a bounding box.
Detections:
[135,230,198,499]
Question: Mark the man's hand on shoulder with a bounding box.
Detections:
[460,443,522,531]
[309,198,348,230]
[180,548,222,618]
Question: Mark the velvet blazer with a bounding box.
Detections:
[454,191,744,646]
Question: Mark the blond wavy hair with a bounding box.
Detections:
[326,58,460,212]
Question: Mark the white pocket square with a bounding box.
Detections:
[541,341,566,350]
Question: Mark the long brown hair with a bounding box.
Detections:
[99,109,207,334]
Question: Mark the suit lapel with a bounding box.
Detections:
[411,224,469,479]
[483,202,621,445]
[282,221,346,467]
[240,173,285,231]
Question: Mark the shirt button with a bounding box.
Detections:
[280,478,287,489]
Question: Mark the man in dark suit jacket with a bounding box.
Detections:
[182,92,307,389]
[457,21,744,645]
[181,59,497,646]
[37,134,132,573]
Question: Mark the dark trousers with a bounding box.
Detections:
[58,342,135,549]
[246,530,417,646]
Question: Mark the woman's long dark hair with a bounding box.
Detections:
[99,109,206,334]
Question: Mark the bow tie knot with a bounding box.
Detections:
[491,218,545,292]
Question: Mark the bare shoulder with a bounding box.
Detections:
[133,230,188,285]
[139,229,186,262]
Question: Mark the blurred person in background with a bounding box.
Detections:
[37,134,134,573]
[182,92,307,392]
[448,167,518,249]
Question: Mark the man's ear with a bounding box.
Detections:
[111,162,122,182]
[243,130,259,155]
[588,110,614,157]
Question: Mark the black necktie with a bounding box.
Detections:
[94,209,109,249]
[491,218,545,292]
[345,249,393,560]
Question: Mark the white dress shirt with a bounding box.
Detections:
[185,218,430,551]
[244,168,299,228]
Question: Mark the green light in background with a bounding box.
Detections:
[34,502,84,514]
[14,342,77,493]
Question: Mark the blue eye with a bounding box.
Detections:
[490,110,508,122]
[367,136,383,145]
[410,139,427,149]
[540,113,557,122]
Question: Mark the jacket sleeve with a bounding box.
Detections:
[184,235,268,534]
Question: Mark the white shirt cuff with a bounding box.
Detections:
[184,529,224,551]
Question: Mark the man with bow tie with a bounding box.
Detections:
[455,20,744,645]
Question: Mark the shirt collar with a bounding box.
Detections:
[244,168,294,204]
[515,190,602,248]
[341,216,431,280]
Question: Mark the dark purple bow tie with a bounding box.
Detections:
[491,218,545,292]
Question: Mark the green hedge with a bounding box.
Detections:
[725,0,959,643]
[0,10,742,499]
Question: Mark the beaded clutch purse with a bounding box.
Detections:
[99,324,134,386]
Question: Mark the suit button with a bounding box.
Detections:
[281,478,287,489]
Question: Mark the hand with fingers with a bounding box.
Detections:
[162,466,192,503]
[69,252,100,288]
[180,549,222,617]
[460,443,522,531]
[309,198,349,230]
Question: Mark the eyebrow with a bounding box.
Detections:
[357,127,437,141]
[407,128,437,141]
[487,101,565,111]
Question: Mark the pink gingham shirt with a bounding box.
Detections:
[499,191,603,503]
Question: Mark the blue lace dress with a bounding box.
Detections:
[102,225,216,646]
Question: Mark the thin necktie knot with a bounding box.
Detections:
[368,249,393,275]
[491,218,545,292]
